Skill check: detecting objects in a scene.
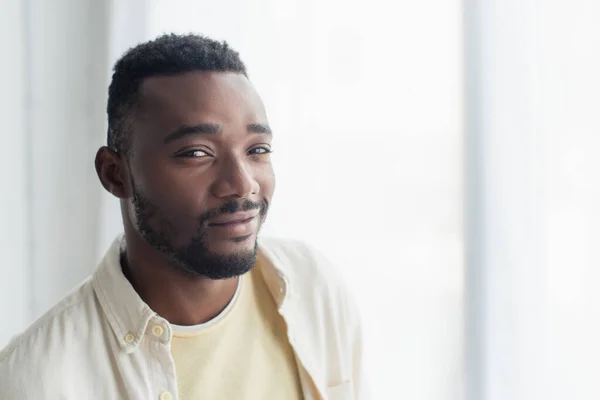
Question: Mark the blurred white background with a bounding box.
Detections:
[1,0,600,399]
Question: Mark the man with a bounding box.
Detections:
[0,34,366,399]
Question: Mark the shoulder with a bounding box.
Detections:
[258,237,365,389]
[0,279,98,391]
[258,236,343,287]
[258,236,359,325]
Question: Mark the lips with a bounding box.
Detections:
[207,210,260,226]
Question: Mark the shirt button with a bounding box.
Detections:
[160,392,172,400]
[152,325,164,337]
[124,333,135,344]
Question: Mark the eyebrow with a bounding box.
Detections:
[164,123,272,144]
[163,123,221,144]
[247,123,272,135]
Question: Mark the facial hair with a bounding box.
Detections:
[131,182,268,280]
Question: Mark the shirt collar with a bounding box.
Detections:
[91,236,156,353]
[91,235,291,353]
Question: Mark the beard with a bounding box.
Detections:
[130,182,268,280]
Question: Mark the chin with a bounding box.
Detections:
[209,234,257,254]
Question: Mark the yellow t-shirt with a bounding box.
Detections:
[170,265,304,400]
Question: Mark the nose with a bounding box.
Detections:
[211,156,259,199]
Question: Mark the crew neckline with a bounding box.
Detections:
[170,276,242,334]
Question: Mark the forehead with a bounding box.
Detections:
[134,71,267,134]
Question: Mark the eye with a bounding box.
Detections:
[248,146,272,155]
[177,149,212,158]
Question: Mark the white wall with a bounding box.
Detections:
[0,0,111,346]
[465,1,547,398]
[0,0,30,346]
[465,1,600,399]
[540,2,600,399]
[27,0,109,319]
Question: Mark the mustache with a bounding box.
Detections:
[200,199,268,223]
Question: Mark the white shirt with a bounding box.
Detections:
[0,236,368,400]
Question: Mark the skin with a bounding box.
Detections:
[95,71,275,325]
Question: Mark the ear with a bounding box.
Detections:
[95,146,129,199]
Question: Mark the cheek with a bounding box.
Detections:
[136,168,211,217]
[150,159,204,192]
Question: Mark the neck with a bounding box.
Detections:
[121,231,239,326]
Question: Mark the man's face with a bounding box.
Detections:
[125,71,275,279]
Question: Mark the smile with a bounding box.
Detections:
[208,216,256,227]
[207,210,260,226]
[206,211,259,237]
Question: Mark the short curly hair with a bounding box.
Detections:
[106,33,247,154]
